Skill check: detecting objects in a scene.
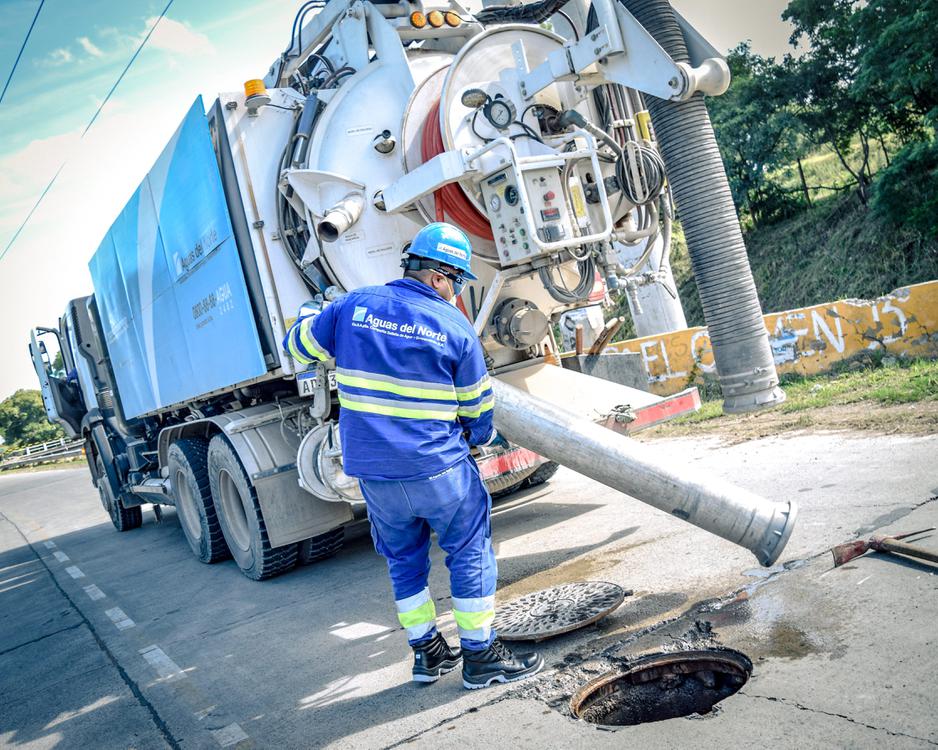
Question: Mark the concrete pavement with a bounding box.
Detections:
[1,432,936,748]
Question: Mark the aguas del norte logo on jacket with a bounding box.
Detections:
[352,306,448,346]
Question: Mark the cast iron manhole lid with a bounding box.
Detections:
[494,581,630,641]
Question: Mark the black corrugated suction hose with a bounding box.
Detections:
[622,0,785,413]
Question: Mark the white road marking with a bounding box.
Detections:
[375,633,392,642]
[105,607,135,630]
[140,645,185,681]
[43,541,57,549]
[52,550,69,563]
[330,621,348,628]
[857,575,872,586]
[817,569,834,579]
[330,622,391,640]
[213,723,249,747]
[64,566,85,579]
[83,584,106,601]
[368,651,385,658]
[194,705,217,721]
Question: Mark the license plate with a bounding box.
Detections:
[297,369,336,397]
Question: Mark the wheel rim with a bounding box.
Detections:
[174,468,203,542]
[217,469,251,552]
[98,485,111,514]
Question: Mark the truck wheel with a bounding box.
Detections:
[298,527,344,565]
[486,468,536,500]
[168,438,230,564]
[207,435,298,580]
[96,458,142,532]
[524,461,560,489]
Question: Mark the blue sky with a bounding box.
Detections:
[0,0,794,399]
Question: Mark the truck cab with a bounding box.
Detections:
[29,303,93,438]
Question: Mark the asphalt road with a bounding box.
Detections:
[1,432,936,749]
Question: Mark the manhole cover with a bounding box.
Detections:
[570,649,752,726]
[494,582,629,641]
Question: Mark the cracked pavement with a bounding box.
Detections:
[1,431,936,748]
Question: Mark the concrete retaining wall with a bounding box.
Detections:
[608,281,938,397]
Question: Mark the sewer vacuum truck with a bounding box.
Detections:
[29,0,796,580]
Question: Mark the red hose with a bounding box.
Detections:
[420,100,494,240]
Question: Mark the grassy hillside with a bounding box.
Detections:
[669,192,938,329]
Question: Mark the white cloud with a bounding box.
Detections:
[0,1,299,398]
[0,131,81,207]
[145,17,215,57]
[47,48,74,66]
[77,36,104,58]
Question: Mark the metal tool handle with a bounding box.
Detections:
[875,538,938,565]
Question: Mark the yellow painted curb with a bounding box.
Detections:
[608,281,938,397]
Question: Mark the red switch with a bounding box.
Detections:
[543,190,556,201]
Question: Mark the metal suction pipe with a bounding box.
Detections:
[317,192,365,243]
[492,379,797,566]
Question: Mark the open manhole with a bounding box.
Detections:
[494,582,629,642]
[570,649,752,726]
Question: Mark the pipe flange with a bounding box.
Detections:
[492,298,549,350]
[754,500,798,566]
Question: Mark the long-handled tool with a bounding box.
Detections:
[587,317,625,356]
[830,528,937,567]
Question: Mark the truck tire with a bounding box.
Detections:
[96,457,142,532]
[524,460,560,489]
[487,467,538,500]
[298,527,344,565]
[167,438,230,564]
[207,435,298,580]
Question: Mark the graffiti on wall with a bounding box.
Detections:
[609,281,938,397]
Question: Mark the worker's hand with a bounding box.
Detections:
[482,430,509,451]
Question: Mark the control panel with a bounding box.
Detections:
[480,164,575,265]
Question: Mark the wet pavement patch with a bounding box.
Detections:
[569,649,752,726]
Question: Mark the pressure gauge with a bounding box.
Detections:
[489,194,502,212]
[483,97,516,131]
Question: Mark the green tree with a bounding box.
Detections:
[854,0,938,135]
[0,390,65,449]
[707,43,806,224]
[783,0,879,201]
[873,138,938,239]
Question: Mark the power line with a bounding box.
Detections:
[0,0,175,262]
[0,0,45,107]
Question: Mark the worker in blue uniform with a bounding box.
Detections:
[284,222,543,689]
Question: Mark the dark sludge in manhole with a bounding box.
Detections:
[570,649,752,726]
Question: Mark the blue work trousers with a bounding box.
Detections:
[359,456,498,651]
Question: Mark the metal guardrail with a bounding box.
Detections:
[0,438,85,471]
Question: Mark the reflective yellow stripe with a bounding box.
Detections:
[455,376,491,402]
[453,608,495,631]
[339,395,458,421]
[457,398,495,419]
[299,320,329,362]
[398,599,436,628]
[455,384,491,402]
[287,334,315,365]
[335,373,456,402]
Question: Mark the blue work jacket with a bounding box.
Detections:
[284,278,495,480]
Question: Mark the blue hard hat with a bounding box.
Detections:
[404,222,478,280]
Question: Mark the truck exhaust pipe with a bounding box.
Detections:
[492,379,797,566]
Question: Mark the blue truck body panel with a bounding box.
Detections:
[89,97,266,419]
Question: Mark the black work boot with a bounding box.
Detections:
[412,633,462,683]
[462,638,543,689]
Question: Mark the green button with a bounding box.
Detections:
[519,228,526,236]
[522,242,529,249]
